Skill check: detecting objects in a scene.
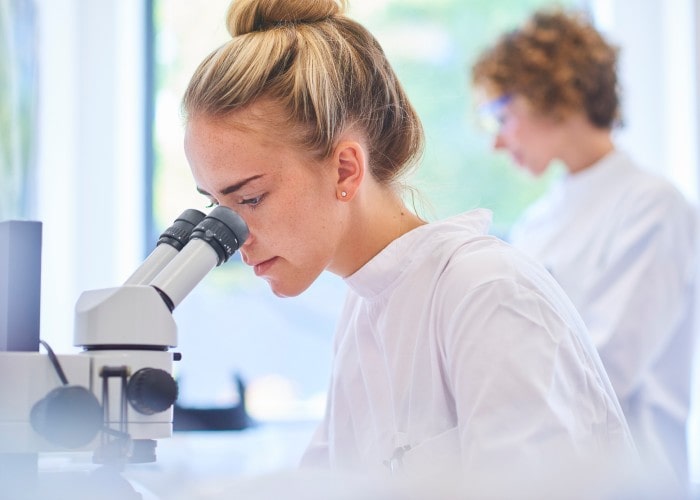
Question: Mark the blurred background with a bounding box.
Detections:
[2,0,699,494]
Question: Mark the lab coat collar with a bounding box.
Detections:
[560,149,634,196]
[344,209,493,299]
[542,150,633,214]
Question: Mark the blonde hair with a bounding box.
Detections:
[183,0,424,184]
[471,8,620,128]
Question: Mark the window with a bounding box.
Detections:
[0,0,37,220]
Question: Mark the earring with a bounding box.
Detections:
[341,191,347,198]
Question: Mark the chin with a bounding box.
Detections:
[521,163,547,177]
[266,279,311,298]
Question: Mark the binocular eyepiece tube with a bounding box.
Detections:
[148,206,249,311]
[123,209,207,286]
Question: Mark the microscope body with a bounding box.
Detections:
[75,284,180,439]
[0,207,248,464]
[0,275,180,463]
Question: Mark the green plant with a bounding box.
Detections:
[0,0,38,220]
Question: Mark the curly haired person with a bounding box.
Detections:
[472,8,699,493]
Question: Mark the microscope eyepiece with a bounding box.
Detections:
[157,208,206,251]
[190,206,249,265]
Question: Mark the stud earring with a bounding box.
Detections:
[341,191,347,198]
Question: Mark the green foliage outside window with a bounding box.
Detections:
[0,0,37,220]
[153,0,571,239]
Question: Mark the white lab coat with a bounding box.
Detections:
[301,209,635,484]
[510,150,699,486]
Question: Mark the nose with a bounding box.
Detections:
[241,233,253,249]
[492,132,506,151]
[239,228,254,257]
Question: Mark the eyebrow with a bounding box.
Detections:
[196,174,264,197]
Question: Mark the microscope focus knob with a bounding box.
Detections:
[127,368,179,415]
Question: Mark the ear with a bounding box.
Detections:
[334,141,365,201]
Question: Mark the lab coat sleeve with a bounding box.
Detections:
[583,187,699,400]
[436,270,624,477]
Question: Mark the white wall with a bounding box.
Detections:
[590,0,699,202]
[35,0,146,351]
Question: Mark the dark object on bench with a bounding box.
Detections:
[173,374,254,431]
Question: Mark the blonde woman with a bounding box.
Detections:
[182,0,635,490]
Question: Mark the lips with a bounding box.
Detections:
[253,256,277,276]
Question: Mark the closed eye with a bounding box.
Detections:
[239,193,266,207]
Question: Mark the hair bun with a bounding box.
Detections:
[227,0,345,36]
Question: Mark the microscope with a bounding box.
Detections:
[0,206,248,498]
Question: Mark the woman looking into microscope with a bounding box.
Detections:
[181,0,636,492]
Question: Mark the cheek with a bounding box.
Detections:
[512,122,548,155]
[498,120,525,147]
[251,190,336,251]
[287,194,339,248]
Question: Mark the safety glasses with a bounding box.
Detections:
[477,94,512,134]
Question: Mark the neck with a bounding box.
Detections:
[559,117,615,174]
[333,184,425,278]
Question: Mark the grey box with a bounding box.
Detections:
[0,220,42,352]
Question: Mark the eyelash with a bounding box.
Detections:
[203,193,265,210]
[239,194,265,208]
